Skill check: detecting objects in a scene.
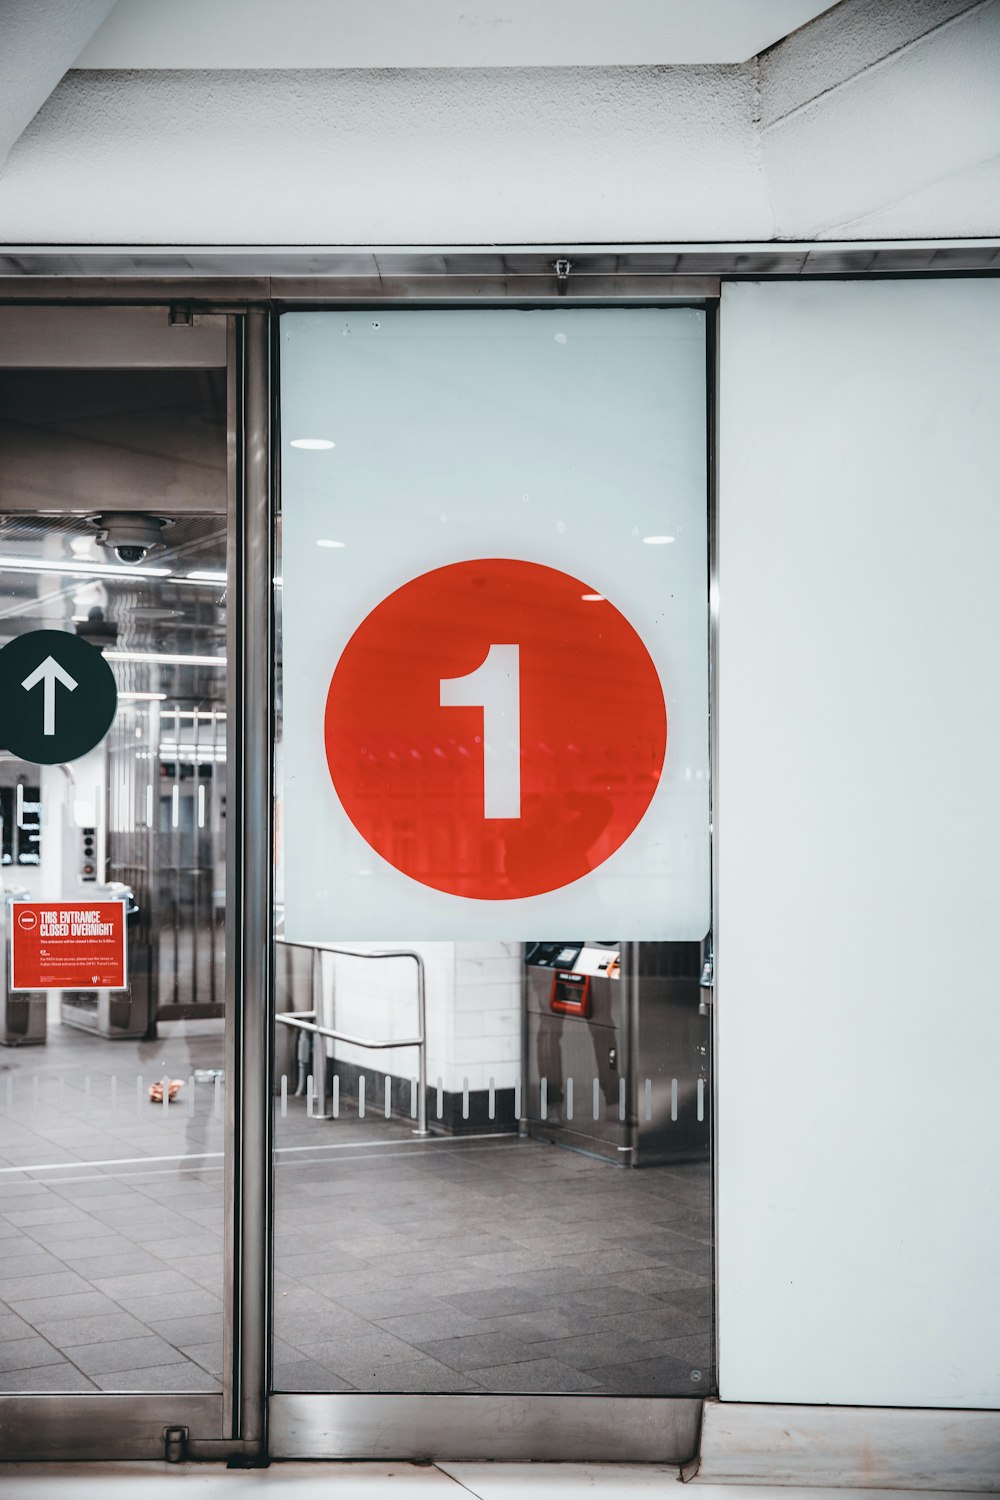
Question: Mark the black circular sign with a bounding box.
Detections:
[0,630,118,765]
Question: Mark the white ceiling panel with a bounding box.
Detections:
[75,0,842,70]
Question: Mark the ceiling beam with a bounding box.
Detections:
[0,0,118,167]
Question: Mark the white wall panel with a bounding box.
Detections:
[717,278,1000,1408]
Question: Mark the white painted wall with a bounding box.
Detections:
[314,941,520,1096]
[74,0,839,69]
[0,0,996,242]
[716,277,1000,1408]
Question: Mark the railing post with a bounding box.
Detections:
[414,954,429,1138]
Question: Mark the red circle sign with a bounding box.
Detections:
[324,558,667,899]
[17,910,38,932]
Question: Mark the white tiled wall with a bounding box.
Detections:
[316,941,522,1096]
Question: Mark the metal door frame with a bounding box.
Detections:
[0,305,262,1462]
[1,243,996,1463]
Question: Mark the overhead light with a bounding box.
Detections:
[0,555,170,580]
[119,691,167,701]
[642,535,675,545]
[185,571,227,583]
[159,745,227,761]
[316,539,345,549]
[162,709,227,721]
[291,438,335,450]
[107,650,226,667]
[581,593,605,602]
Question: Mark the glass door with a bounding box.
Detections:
[269,307,714,1462]
[0,311,239,1459]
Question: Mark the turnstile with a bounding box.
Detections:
[0,888,46,1046]
[522,940,710,1165]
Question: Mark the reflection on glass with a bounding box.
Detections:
[0,365,229,1394]
[271,937,713,1395]
[271,308,713,1398]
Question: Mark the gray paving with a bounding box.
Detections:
[0,1018,712,1395]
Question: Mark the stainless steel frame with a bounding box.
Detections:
[0,273,720,1463]
[275,942,429,1137]
[3,245,908,1463]
[0,308,258,1462]
[269,1392,703,1464]
[228,309,274,1457]
[1,239,999,296]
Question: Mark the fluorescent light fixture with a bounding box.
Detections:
[185,571,227,583]
[291,438,335,450]
[160,745,227,762]
[316,539,345,549]
[0,555,170,580]
[642,535,675,545]
[119,691,168,701]
[107,650,226,667]
[581,593,605,602]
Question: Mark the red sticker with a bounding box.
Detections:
[324,558,667,899]
[10,900,127,991]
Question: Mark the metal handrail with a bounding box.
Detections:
[275,940,429,1137]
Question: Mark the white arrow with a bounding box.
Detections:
[22,655,78,736]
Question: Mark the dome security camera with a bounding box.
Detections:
[91,513,169,565]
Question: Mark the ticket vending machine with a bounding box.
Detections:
[522,940,710,1165]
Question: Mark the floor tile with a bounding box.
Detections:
[0,1269,93,1301]
[271,1360,356,1392]
[417,1330,541,1373]
[0,1335,64,1373]
[12,1290,122,1324]
[0,1361,97,1392]
[586,1351,703,1394]
[375,1307,500,1344]
[147,1313,223,1347]
[63,1335,189,1376]
[90,1363,220,1392]
[30,1311,151,1347]
[299,1329,429,1377]
[440,1285,549,1318]
[361,1357,485,1393]
[472,1357,602,1393]
[65,1249,169,1279]
[114,1290,223,1322]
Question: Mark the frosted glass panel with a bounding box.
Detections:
[279,309,710,942]
[717,278,1000,1409]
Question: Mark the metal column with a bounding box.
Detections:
[226,308,274,1455]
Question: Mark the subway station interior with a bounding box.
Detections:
[0,323,712,1405]
[1,1,999,1491]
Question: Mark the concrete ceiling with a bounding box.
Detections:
[73,0,843,69]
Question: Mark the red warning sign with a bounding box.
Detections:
[9,900,128,991]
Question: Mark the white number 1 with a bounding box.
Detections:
[440,644,521,819]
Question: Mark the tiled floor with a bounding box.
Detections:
[0,1468,990,1499]
[0,1017,227,1394]
[0,1017,712,1395]
[272,1124,712,1395]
